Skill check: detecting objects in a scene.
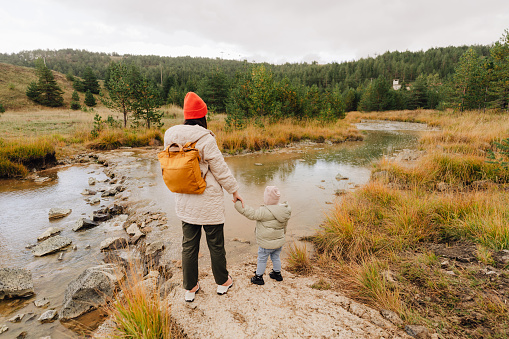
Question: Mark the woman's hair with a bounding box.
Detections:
[184,117,207,129]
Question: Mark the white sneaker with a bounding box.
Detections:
[217,275,233,295]
[185,283,200,302]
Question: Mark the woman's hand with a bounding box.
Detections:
[232,191,244,207]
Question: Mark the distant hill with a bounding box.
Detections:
[0,62,81,111]
[0,46,491,92]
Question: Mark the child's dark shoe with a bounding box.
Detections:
[269,270,283,281]
[251,274,265,285]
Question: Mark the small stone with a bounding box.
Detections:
[32,236,72,257]
[72,218,99,232]
[81,188,97,195]
[9,314,24,323]
[34,297,50,307]
[0,325,8,334]
[58,253,64,261]
[89,197,101,205]
[38,309,58,323]
[85,244,91,249]
[405,324,430,338]
[37,227,62,242]
[380,309,403,326]
[16,331,27,338]
[48,208,72,220]
[88,177,96,185]
[334,189,347,195]
[254,163,263,166]
[335,173,348,180]
[100,237,128,251]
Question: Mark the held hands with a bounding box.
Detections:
[232,191,244,208]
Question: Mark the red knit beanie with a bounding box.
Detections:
[183,92,207,120]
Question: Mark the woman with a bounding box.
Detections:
[163,92,243,302]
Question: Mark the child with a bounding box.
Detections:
[234,186,291,285]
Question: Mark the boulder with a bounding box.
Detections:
[405,324,431,338]
[72,218,99,232]
[37,227,62,242]
[59,264,122,320]
[48,208,72,220]
[100,237,128,251]
[32,235,72,257]
[0,268,34,299]
[38,310,58,323]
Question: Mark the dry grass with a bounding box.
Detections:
[106,261,185,339]
[286,242,312,274]
[211,117,362,153]
[311,109,509,338]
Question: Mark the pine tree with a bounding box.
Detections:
[490,30,509,110]
[82,67,100,94]
[26,59,64,107]
[84,90,96,107]
[70,90,81,110]
[103,62,137,127]
[132,77,163,129]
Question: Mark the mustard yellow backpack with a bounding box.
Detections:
[158,141,207,194]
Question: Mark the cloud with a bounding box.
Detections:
[2,0,509,63]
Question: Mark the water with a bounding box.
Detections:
[0,121,429,337]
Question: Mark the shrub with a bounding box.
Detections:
[0,103,5,113]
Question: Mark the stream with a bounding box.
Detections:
[0,121,432,338]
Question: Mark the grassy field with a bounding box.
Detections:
[287,109,509,339]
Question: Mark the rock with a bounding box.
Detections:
[444,270,456,276]
[89,197,101,205]
[440,260,449,269]
[81,188,97,195]
[58,253,64,260]
[34,297,50,307]
[254,163,263,166]
[48,208,72,220]
[335,173,348,180]
[8,314,24,323]
[380,309,403,326]
[405,324,431,338]
[72,218,99,232]
[38,310,58,323]
[126,224,145,244]
[37,227,62,241]
[32,236,72,256]
[0,268,34,299]
[92,211,111,222]
[334,189,347,195]
[88,177,96,185]
[145,240,165,258]
[59,264,122,320]
[16,331,27,338]
[0,325,8,334]
[100,237,128,251]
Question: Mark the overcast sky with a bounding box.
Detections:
[2,0,508,64]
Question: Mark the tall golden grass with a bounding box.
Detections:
[210,117,363,153]
[0,137,56,178]
[105,261,184,339]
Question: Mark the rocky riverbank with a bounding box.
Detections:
[1,145,432,338]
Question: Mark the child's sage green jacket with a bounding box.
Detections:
[235,201,291,249]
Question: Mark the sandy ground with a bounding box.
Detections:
[165,261,411,339]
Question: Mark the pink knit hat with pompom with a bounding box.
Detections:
[264,186,281,205]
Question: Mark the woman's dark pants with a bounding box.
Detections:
[181,221,229,290]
